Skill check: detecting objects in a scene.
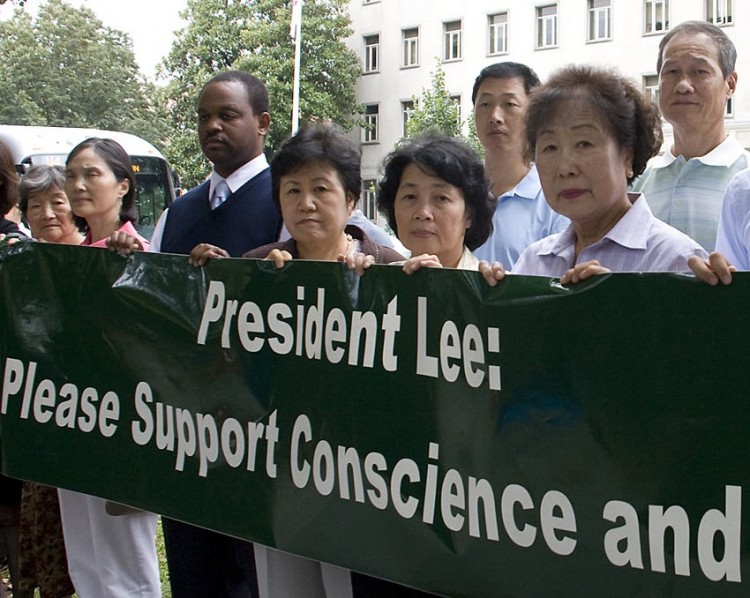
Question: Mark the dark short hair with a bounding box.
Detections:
[378,131,493,251]
[66,137,138,225]
[525,65,662,185]
[657,20,736,77]
[0,140,19,216]
[200,70,270,116]
[471,62,541,104]
[271,122,361,209]
[18,164,66,214]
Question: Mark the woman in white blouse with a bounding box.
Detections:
[351,131,494,274]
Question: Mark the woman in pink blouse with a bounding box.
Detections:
[64,137,149,251]
[59,137,159,597]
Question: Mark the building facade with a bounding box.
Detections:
[345,0,748,218]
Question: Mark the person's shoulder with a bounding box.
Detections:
[182,179,211,197]
[714,168,750,215]
[528,231,562,252]
[119,221,151,250]
[727,167,750,191]
[173,180,211,205]
[232,169,273,206]
[647,213,705,252]
[351,224,404,264]
[520,165,543,193]
[0,218,21,235]
[509,237,545,272]
[237,167,272,190]
[243,240,285,258]
[373,245,406,264]
[629,160,661,192]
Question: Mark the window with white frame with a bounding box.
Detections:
[443,20,462,61]
[643,74,660,107]
[361,180,378,219]
[706,0,733,25]
[402,28,419,68]
[451,95,462,128]
[644,0,668,34]
[364,35,379,73]
[588,0,611,41]
[536,5,558,49]
[363,104,379,143]
[488,12,508,55]
[401,100,414,137]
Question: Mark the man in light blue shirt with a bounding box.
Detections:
[715,168,750,269]
[471,62,567,269]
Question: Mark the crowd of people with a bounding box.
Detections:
[0,17,747,598]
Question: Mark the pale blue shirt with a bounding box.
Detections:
[716,168,750,270]
[149,153,270,253]
[473,165,568,270]
[512,194,708,277]
[346,209,400,250]
[630,135,750,252]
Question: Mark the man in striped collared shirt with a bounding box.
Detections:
[631,20,749,252]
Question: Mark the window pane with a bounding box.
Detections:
[402,28,419,66]
[361,179,378,219]
[364,35,379,72]
[643,74,660,106]
[363,105,379,142]
[707,0,733,24]
[489,13,508,54]
[589,2,610,40]
[443,21,462,60]
[537,5,557,47]
[402,100,414,136]
[645,0,669,32]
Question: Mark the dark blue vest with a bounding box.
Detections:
[160,169,281,256]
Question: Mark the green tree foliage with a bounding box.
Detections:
[405,62,462,139]
[405,60,483,158]
[160,0,361,188]
[0,0,167,146]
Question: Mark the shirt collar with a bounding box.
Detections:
[651,134,745,169]
[498,165,539,202]
[457,246,480,270]
[599,193,651,250]
[514,164,541,198]
[209,153,269,196]
[694,134,746,166]
[540,193,650,257]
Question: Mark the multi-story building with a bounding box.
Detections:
[345,0,748,219]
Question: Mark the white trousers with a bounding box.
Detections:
[255,545,353,598]
[57,489,161,598]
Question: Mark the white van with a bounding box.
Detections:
[0,125,176,237]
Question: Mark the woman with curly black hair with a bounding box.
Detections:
[375,131,493,273]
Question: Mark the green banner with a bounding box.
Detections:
[1,241,749,597]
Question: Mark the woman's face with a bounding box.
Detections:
[64,147,128,223]
[394,163,470,268]
[279,161,354,250]
[25,187,80,244]
[535,100,632,235]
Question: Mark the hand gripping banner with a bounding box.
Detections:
[0,241,749,597]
